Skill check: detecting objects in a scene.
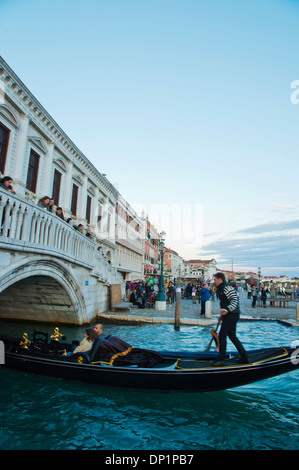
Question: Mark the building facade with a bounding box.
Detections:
[142,215,159,278]
[115,194,143,281]
[164,248,185,280]
[185,259,217,282]
[0,56,142,279]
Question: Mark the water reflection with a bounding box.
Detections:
[0,319,298,450]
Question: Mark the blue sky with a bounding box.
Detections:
[1,0,299,276]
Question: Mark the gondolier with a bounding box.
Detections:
[213,272,249,366]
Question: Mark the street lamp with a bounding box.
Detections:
[258,267,261,292]
[155,230,166,311]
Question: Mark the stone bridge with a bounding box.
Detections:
[0,188,124,325]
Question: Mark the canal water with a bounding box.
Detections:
[0,319,298,450]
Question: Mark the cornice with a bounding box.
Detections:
[0,56,118,200]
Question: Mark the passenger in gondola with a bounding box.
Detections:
[92,323,132,362]
[73,328,98,354]
[92,323,162,367]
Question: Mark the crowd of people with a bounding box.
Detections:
[127,280,153,309]
[125,279,215,315]
[0,175,94,240]
[37,195,94,239]
[246,283,290,308]
[181,281,213,316]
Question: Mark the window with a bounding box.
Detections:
[0,123,10,175]
[26,149,40,193]
[52,169,62,205]
[71,183,78,216]
[86,195,92,224]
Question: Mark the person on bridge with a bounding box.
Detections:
[0,176,13,191]
[55,207,66,220]
[37,196,50,209]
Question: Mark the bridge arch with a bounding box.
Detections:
[0,257,89,325]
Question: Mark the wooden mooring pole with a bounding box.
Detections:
[174,279,181,330]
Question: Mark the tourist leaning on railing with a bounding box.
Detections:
[37,195,50,209]
[47,198,55,212]
[1,183,96,240]
[55,207,66,220]
[0,176,14,192]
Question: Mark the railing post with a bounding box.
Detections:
[29,212,37,242]
[9,202,18,239]
[0,188,124,289]
[20,208,29,241]
[34,212,42,244]
[2,199,11,237]
[15,204,25,240]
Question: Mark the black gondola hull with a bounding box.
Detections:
[1,333,298,392]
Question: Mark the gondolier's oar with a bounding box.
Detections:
[205,319,221,352]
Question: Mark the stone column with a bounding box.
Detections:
[13,114,29,195]
[43,141,54,197]
[79,173,88,223]
[93,186,100,229]
[63,159,73,216]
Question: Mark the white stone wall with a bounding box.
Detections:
[0,187,123,324]
[115,194,144,280]
[0,56,140,280]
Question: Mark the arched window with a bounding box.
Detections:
[0,122,10,175]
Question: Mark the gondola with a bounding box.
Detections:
[0,330,298,392]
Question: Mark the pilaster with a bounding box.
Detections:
[13,114,29,195]
[63,159,73,215]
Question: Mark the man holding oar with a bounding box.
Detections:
[211,272,249,366]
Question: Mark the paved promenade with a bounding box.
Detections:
[98,291,299,327]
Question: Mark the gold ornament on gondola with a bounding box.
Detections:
[50,327,64,341]
[19,333,31,349]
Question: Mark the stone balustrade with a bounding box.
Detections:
[0,187,122,287]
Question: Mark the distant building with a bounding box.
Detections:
[164,248,185,280]
[142,215,159,277]
[185,259,217,282]
[115,195,143,281]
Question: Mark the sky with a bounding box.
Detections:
[1,0,299,277]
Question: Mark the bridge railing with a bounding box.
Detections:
[0,188,121,285]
